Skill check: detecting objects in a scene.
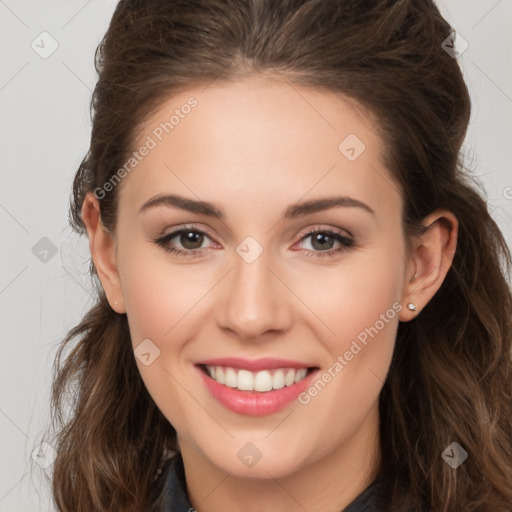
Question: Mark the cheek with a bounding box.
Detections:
[299,240,404,354]
[326,268,401,361]
[294,240,404,414]
[121,270,171,347]
[118,253,201,430]
[301,243,405,422]
[119,248,202,348]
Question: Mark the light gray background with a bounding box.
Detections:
[1,1,511,510]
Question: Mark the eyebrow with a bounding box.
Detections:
[138,193,375,219]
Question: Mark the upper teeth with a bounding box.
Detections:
[205,365,309,392]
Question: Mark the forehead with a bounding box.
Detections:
[119,76,401,222]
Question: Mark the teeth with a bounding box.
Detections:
[204,365,309,392]
[215,367,225,385]
[285,369,296,386]
[224,367,237,388]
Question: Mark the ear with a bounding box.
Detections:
[81,192,126,313]
[399,209,458,322]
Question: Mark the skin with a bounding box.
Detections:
[81,75,458,512]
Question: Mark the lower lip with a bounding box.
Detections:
[196,365,319,416]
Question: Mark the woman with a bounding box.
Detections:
[47,0,512,510]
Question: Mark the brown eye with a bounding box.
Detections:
[297,229,355,259]
[154,226,213,258]
[178,230,205,250]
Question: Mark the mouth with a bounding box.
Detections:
[194,359,321,416]
[197,364,318,392]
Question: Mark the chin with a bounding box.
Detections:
[200,440,311,480]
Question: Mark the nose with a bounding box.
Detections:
[216,243,293,342]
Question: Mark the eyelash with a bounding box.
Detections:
[153,224,355,260]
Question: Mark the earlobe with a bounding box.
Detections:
[81,192,126,313]
[399,209,458,322]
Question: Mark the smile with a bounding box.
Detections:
[195,358,320,416]
[200,364,311,392]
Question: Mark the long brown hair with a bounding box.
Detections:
[46,0,512,510]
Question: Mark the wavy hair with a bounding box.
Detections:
[47,0,512,510]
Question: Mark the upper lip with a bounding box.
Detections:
[195,357,317,372]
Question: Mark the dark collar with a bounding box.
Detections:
[152,451,388,512]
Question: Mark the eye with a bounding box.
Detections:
[295,228,355,259]
[154,224,214,258]
[153,225,355,259]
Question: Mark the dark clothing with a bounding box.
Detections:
[151,451,389,512]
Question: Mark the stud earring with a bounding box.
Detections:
[407,303,417,311]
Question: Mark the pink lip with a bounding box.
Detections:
[194,357,314,371]
[195,364,319,416]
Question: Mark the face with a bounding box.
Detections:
[106,76,414,479]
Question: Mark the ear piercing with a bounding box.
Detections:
[407,303,417,311]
